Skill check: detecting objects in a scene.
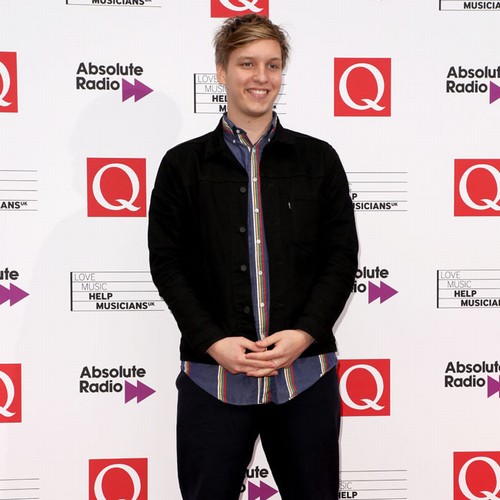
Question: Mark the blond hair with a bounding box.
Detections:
[214,14,290,69]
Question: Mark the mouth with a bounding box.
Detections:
[247,88,269,96]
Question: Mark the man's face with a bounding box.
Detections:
[216,39,283,125]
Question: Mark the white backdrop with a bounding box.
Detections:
[1,1,500,499]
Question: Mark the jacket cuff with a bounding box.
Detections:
[293,316,329,344]
[195,329,228,357]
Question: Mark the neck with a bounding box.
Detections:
[227,112,273,145]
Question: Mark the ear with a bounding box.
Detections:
[216,64,226,85]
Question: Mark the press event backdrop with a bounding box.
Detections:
[1,1,500,499]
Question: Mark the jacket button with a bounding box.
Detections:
[240,186,247,194]
[239,226,247,233]
[243,306,251,314]
[240,264,248,272]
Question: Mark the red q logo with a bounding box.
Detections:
[454,160,500,216]
[210,0,269,17]
[454,452,500,500]
[87,158,146,217]
[0,364,22,423]
[334,58,391,117]
[337,359,390,416]
[89,458,148,500]
[0,52,18,113]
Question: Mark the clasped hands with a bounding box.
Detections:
[207,329,314,378]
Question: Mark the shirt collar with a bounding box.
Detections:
[204,114,294,160]
[221,112,278,146]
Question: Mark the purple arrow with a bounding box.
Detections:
[0,284,9,306]
[489,81,500,104]
[487,376,500,398]
[248,481,278,500]
[0,283,29,306]
[122,78,153,102]
[124,380,156,403]
[368,281,398,304]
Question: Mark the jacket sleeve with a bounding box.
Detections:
[148,151,227,356]
[293,144,358,344]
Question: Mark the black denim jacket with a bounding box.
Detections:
[148,119,358,363]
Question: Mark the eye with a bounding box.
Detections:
[241,61,253,68]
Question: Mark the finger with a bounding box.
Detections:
[238,337,263,351]
[245,350,276,361]
[246,368,279,378]
[242,357,276,370]
[255,334,280,348]
[245,346,268,353]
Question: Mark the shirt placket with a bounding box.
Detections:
[236,131,271,404]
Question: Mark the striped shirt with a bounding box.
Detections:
[182,113,336,405]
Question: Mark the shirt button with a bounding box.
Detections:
[253,177,257,182]
[260,303,265,308]
[256,239,261,245]
[255,208,259,213]
[240,186,247,193]
[240,264,248,272]
[239,226,246,233]
[243,306,251,314]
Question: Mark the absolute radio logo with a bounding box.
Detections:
[454,452,500,500]
[0,364,22,423]
[0,267,29,308]
[210,0,269,17]
[352,266,398,304]
[446,65,500,104]
[76,62,153,102]
[334,58,391,117]
[89,458,148,500]
[338,359,391,417]
[0,52,18,113]
[444,360,500,397]
[242,466,278,499]
[454,160,500,216]
[87,158,146,217]
[79,365,155,404]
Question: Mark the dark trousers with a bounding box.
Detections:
[176,368,340,500]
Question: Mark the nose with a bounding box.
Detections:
[253,64,268,83]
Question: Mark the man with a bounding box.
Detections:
[149,14,358,500]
